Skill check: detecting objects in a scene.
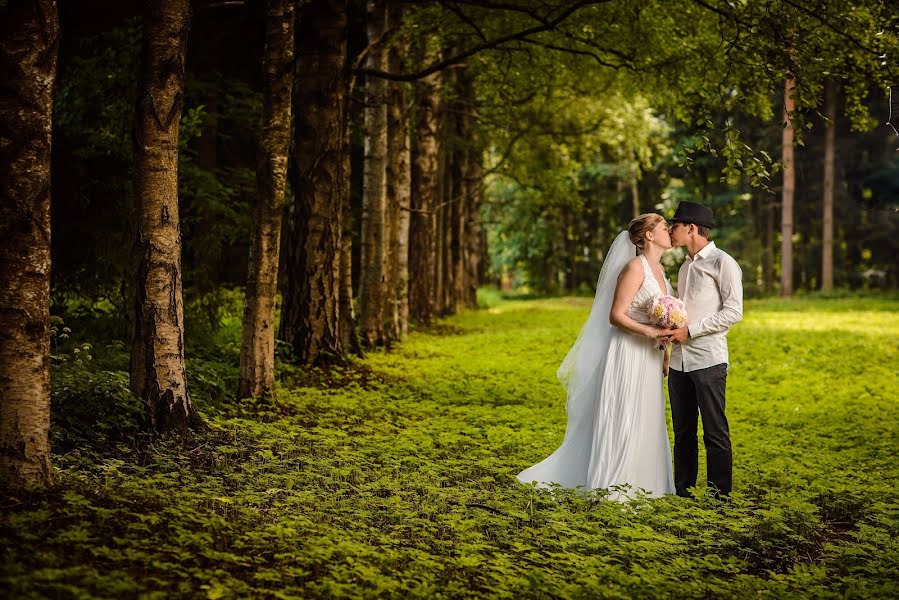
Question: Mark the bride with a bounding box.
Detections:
[517,213,676,498]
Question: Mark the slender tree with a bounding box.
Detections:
[280,0,348,365]
[821,78,836,291]
[0,0,59,490]
[408,67,441,324]
[780,75,796,297]
[359,0,388,347]
[238,0,295,399]
[339,0,363,358]
[131,0,201,432]
[464,150,484,308]
[437,137,452,315]
[385,5,411,338]
[451,135,466,310]
[629,148,641,219]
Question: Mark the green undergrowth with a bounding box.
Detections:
[2,295,898,598]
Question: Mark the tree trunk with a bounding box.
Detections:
[765,196,776,293]
[821,79,835,291]
[465,150,483,308]
[359,0,388,347]
[0,0,59,490]
[408,68,441,325]
[451,131,466,310]
[131,0,201,432]
[434,189,444,315]
[630,148,641,218]
[386,13,411,339]
[280,0,347,365]
[238,0,294,400]
[339,0,363,358]
[339,119,362,358]
[443,137,457,315]
[780,76,796,296]
[339,113,361,358]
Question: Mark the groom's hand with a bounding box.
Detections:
[669,326,690,344]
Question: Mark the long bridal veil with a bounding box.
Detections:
[517,231,637,488]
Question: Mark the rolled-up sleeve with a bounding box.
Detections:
[688,257,743,338]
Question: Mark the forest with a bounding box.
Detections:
[1,0,898,597]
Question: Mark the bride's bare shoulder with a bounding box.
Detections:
[624,256,644,271]
[616,257,644,280]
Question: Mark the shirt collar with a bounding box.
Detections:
[688,241,716,262]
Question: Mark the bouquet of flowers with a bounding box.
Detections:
[650,295,688,330]
[649,295,688,361]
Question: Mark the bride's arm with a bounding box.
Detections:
[609,259,669,340]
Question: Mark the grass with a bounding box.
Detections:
[2,294,898,598]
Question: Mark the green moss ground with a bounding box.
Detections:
[2,295,897,598]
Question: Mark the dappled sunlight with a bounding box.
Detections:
[740,311,899,337]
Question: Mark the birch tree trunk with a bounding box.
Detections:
[822,79,835,291]
[780,75,796,297]
[280,0,347,365]
[131,0,201,432]
[359,0,388,347]
[0,0,59,490]
[409,69,441,325]
[385,8,411,338]
[238,0,294,400]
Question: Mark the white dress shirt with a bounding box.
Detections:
[670,241,743,372]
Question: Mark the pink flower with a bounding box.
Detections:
[650,295,688,329]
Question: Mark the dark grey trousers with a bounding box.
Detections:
[668,363,732,498]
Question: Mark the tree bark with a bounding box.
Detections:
[442,132,457,315]
[359,0,388,347]
[339,115,361,358]
[780,76,796,297]
[0,0,59,490]
[339,0,363,358]
[465,149,484,308]
[238,0,294,400]
[339,114,360,359]
[131,0,201,432]
[408,68,441,325]
[385,11,411,339]
[822,79,835,291]
[451,119,466,310]
[435,161,448,315]
[630,147,640,218]
[765,196,776,293]
[280,0,348,365]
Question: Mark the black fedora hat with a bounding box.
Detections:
[671,201,715,229]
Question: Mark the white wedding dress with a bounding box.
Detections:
[517,232,675,499]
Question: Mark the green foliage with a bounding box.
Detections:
[4,295,898,597]
[49,317,144,453]
[457,1,899,293]
[51,20,260,325]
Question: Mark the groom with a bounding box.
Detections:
[666,202,743,499]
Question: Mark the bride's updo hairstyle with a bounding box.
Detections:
[627,213,665,254]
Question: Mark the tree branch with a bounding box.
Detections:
[780,0,887,64]
[517,36,627,70]
[354,0,612,82]
[438,1,489,42]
